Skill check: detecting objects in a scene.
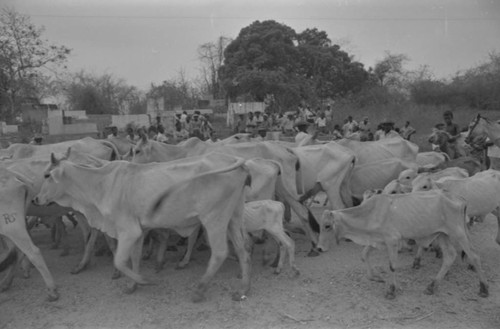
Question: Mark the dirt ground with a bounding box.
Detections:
[1,202,499,329]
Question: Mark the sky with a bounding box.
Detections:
[5,0,500,90]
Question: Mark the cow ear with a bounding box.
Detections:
[50,152,58,165]
[65,147,72,160]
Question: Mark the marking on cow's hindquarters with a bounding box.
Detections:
[3,213,17,224]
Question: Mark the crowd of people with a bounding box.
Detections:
[232,104,417,144]
[104,111,217,146]
[27,104,498,170]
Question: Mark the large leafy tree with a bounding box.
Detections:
[219,21,368,112]
[0,7,70,122]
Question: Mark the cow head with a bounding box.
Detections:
[397,168,417,186]
[411,174,436,192]
[316,210,341,252]
[131,135,153,164]
[34,152,68,206]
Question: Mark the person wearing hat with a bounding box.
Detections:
[400,121,416,141]
[294,120,314,145]
[107,126,118,139]
[342,115,358,136]
[442,110,461,158]
[245,112,257,133]
[378,120,400,140]
[30,134,43,145]
[190,113,202,139]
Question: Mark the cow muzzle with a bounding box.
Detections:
[32,196,52,206]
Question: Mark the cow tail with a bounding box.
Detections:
[340,157,356,208]
[149,157,247,217]
[460,203,471,262]
[0,245,18,273]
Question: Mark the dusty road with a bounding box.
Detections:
[1,204,499,329]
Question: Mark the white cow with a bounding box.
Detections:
[349,158,417,202]
[412,169,500,245]
[34,151,252,302]
[336,137,418,166]
[317,191,489,299]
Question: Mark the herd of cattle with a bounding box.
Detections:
[0,113,498,303]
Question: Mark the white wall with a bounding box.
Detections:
[111,114,151,129]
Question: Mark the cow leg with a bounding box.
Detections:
[276,182,319,254]
[124,233,146,294]
[113,228,150,286]
[154,229,170,272]
[412,245,425,269]
[268,229,299,277]
[424,235,456,295]
[177,225,200,269]
[226,203,252,302]
[492,208,500,246]
[72,227,98,274]
[0,259,16,292]
[4,226,58,301]
[191,221,229,303]
[385,242,399,300]
[56,217,70,257]
[142,230,154,260]
[453,232,489,297]
[104,234,122,280]
[361,246,384,282]
[0,238,17,292]
[284,199,319,255]
[20,252,32,278]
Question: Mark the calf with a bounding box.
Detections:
[177,200,300,277]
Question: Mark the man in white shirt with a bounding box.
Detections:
[315,112,327,134]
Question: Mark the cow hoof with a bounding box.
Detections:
[47,289,59,302]
[231,292,247,302]
[111,269,121,280]
[70,264,86,275]
[124,283,138,295]
[154,263,164,273]
[273,268,282,275]
[307,249,320,257]
[191,291,206,303]
[424,281,435,295]
[412,258,421,269]
[59,249,69,257]
[50,244,59,250]
[142,253,152,260]
[176,263,188,270]
[384,284,396,299]
[479,282,489,298]
[467,264,476,272]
